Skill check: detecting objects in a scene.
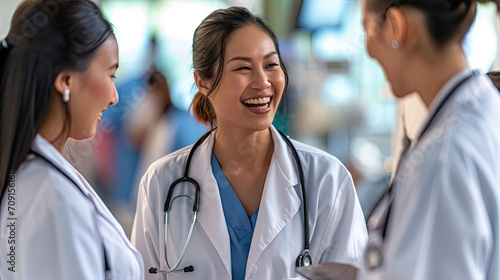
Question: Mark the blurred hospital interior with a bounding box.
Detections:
[1,0,499,236]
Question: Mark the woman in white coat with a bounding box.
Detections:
[0,0,143,279]
[131,6,367,280]
[359,0,500,279]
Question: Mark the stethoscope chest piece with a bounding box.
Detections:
[296,249,312,267]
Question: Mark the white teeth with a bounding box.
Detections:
[253,103,269,110]
[243,97,271,105]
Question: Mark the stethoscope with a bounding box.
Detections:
[149,128,312,274]
[364,70,479,270]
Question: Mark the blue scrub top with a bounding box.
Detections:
[211,153,259,280]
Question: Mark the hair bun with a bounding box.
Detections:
[190,91,216,126]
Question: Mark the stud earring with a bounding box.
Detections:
[63,89,70,103]
[392,40,400,49]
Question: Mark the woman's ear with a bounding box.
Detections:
[194,72,210,96]
[53,72,72,97]
[386,7,409,48]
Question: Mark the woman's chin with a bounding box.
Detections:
[70,128,97,141]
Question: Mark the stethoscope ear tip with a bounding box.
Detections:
[149,267,158,274]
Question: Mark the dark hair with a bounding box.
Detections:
[190,6,289,126]
[487,71,500,91]
[0,0,114,196]
[367,0,500,46]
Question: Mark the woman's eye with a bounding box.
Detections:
[266,63,279,68]
[111,75,116,80]
[235,66,251,71]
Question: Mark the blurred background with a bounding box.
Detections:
[1,0,499,236]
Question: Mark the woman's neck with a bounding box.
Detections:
[38,94,68,153]
[212,126,274,174]
[411,44,469,108]
[38,125,67,154]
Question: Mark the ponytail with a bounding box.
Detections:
[190,91,216,127]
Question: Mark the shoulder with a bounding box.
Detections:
[453,73,500,126]
[143,144,193,181]
[291,139,351,181]
[288,139,355,210]
[6,157,99,251]
[14,156,95,222]
[399,75,500,190]
[136,144,194,206]
[414,74,500,166]
[446,74,500,162]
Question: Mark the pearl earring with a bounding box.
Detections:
[392,40,400,49]
[63,89,70,103]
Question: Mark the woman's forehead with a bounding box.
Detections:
[225,26,276,56]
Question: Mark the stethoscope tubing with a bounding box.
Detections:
[276,129,311,254]
[164,211,197,272]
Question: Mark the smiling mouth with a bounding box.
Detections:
[242,96,273,110]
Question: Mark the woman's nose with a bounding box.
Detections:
[110,85,119,106]
[250,69,271,90]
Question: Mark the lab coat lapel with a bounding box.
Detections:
[192,130,232,275]
[246,126,301,277]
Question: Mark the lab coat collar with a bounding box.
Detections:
[414,68,473,143]
[191,126,302,278]
[428,68,472,114]
[30,134,92,197]
[245,126,302,278]
[269,126,300,186]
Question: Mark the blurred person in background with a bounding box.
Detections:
[358,0,500,279]
[0,0,143,279]
[128,66,207,207]
[131,6,367,280]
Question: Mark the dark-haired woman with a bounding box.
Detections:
[0,0,143,279]
[131,6,367,280]
[359,0,500,279]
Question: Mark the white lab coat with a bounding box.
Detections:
[0,135,144,280]
[131,125,367,280]
[358,71,500,280]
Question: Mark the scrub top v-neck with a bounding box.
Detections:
[211,153,259,280]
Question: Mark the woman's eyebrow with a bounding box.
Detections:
[226,51,278,64]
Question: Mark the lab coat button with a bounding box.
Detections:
[251,265,258,274]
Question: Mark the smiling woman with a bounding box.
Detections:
[131,6,367,280]
[0,0,143,279]
[358,0,500,279]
